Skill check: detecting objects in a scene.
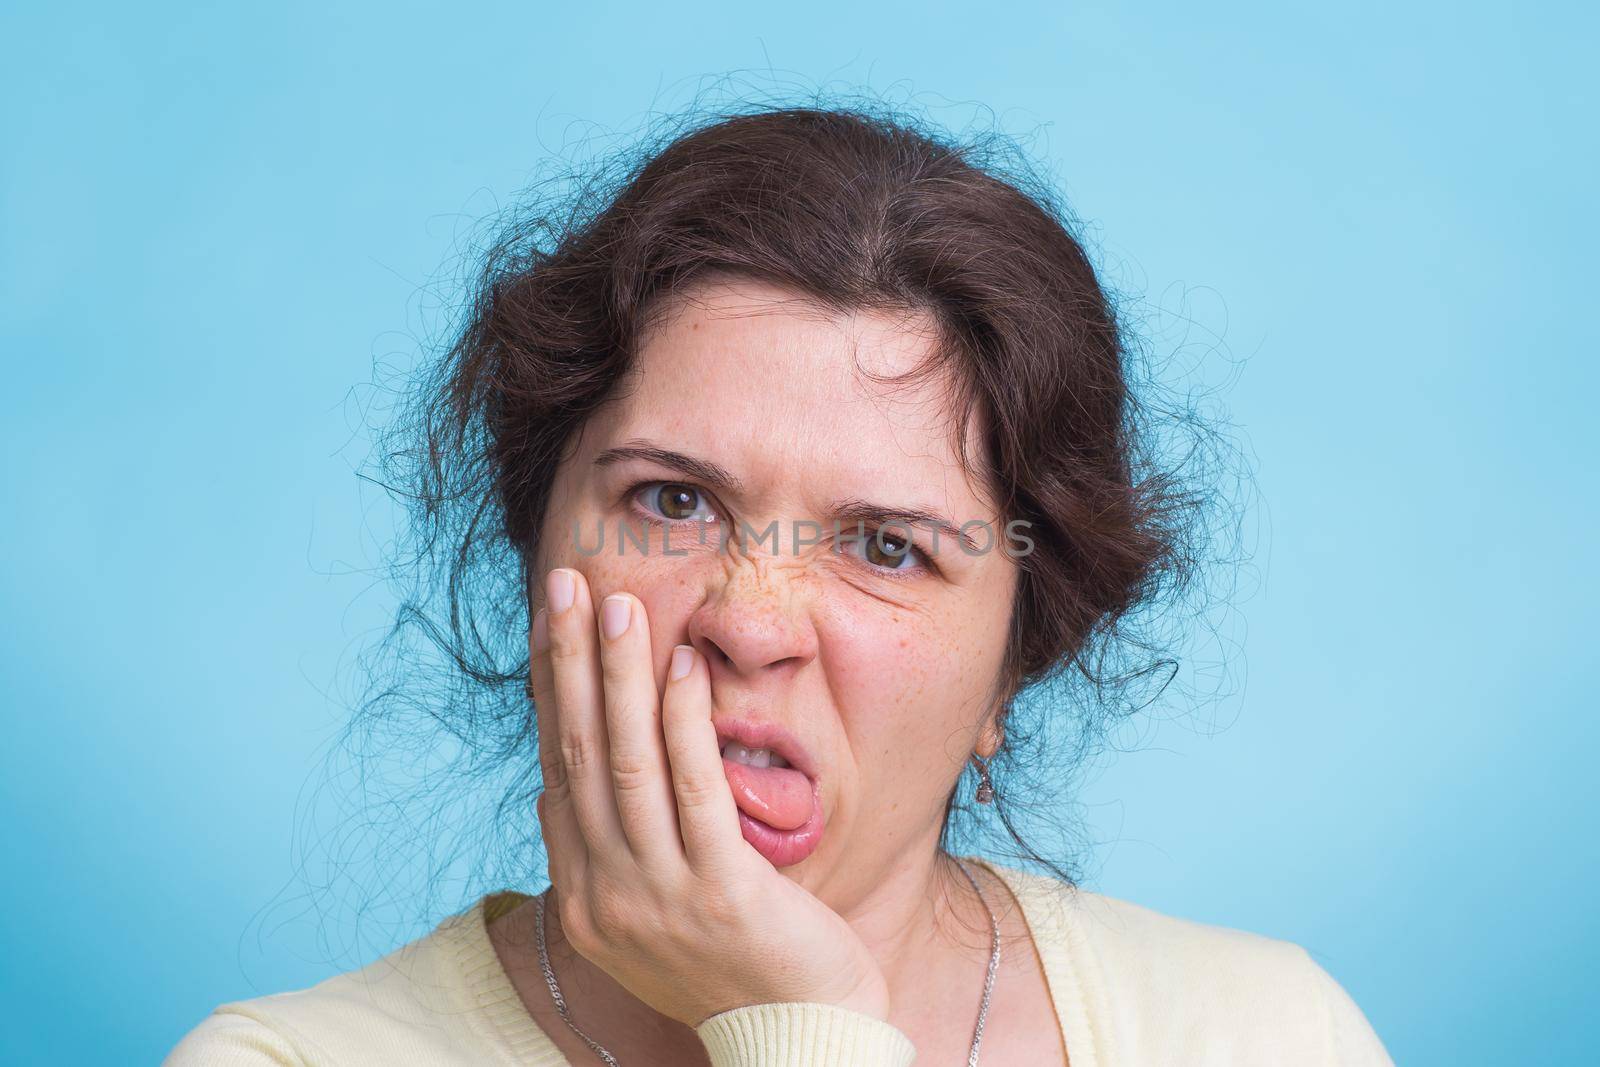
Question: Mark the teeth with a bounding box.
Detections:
[721,741,791,769]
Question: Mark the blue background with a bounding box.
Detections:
[2,2,1593,1063]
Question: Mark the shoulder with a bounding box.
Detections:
[984,863,1393,1066]
[162,897,513,1067]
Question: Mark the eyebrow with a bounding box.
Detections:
[592,441,980,552]
[595,442,746,495]
[826,498,979,553]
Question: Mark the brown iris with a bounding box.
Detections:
[865,529,912,569]
[654,483,701,520]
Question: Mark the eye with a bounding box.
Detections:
[632,481,718,523]
[847,526,929,575]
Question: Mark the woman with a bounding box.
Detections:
[167,104,1393,1065]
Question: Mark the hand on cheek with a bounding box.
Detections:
[527,566,892,1029]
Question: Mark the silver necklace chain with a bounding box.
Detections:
[533,856,1001,1066]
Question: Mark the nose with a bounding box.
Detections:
[685,557,819,683]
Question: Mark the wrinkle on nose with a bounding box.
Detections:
[687,555,819,679]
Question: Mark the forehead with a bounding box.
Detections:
[595,275,992,514]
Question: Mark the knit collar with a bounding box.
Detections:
[442,887,566,1065]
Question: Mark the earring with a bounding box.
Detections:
[972,753,995,804]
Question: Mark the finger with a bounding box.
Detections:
[528,602,589,890]
[660,643,744,870]
[544,567,628,853]
[528,604,571,809]
[595,592,685,871]
[536,786,587,897]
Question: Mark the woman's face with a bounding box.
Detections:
[533,274,1017,896]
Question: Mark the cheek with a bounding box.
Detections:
[822,607,985,774]
[545,538,705,668]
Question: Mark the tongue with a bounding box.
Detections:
[721,759,814,831]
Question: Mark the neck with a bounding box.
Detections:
[821,841,997,1002]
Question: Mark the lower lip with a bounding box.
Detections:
[731,776,825,867]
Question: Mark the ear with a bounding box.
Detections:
[975,713,1006,761]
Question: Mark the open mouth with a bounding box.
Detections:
[713,718,824,866]
[720,741,814,830]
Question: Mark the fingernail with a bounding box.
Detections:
[547,569,575,613]
[600,594,631,640]
[669,644,694,680]
[531,607,549,652]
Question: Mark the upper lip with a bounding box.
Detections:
[713,716,818,781]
